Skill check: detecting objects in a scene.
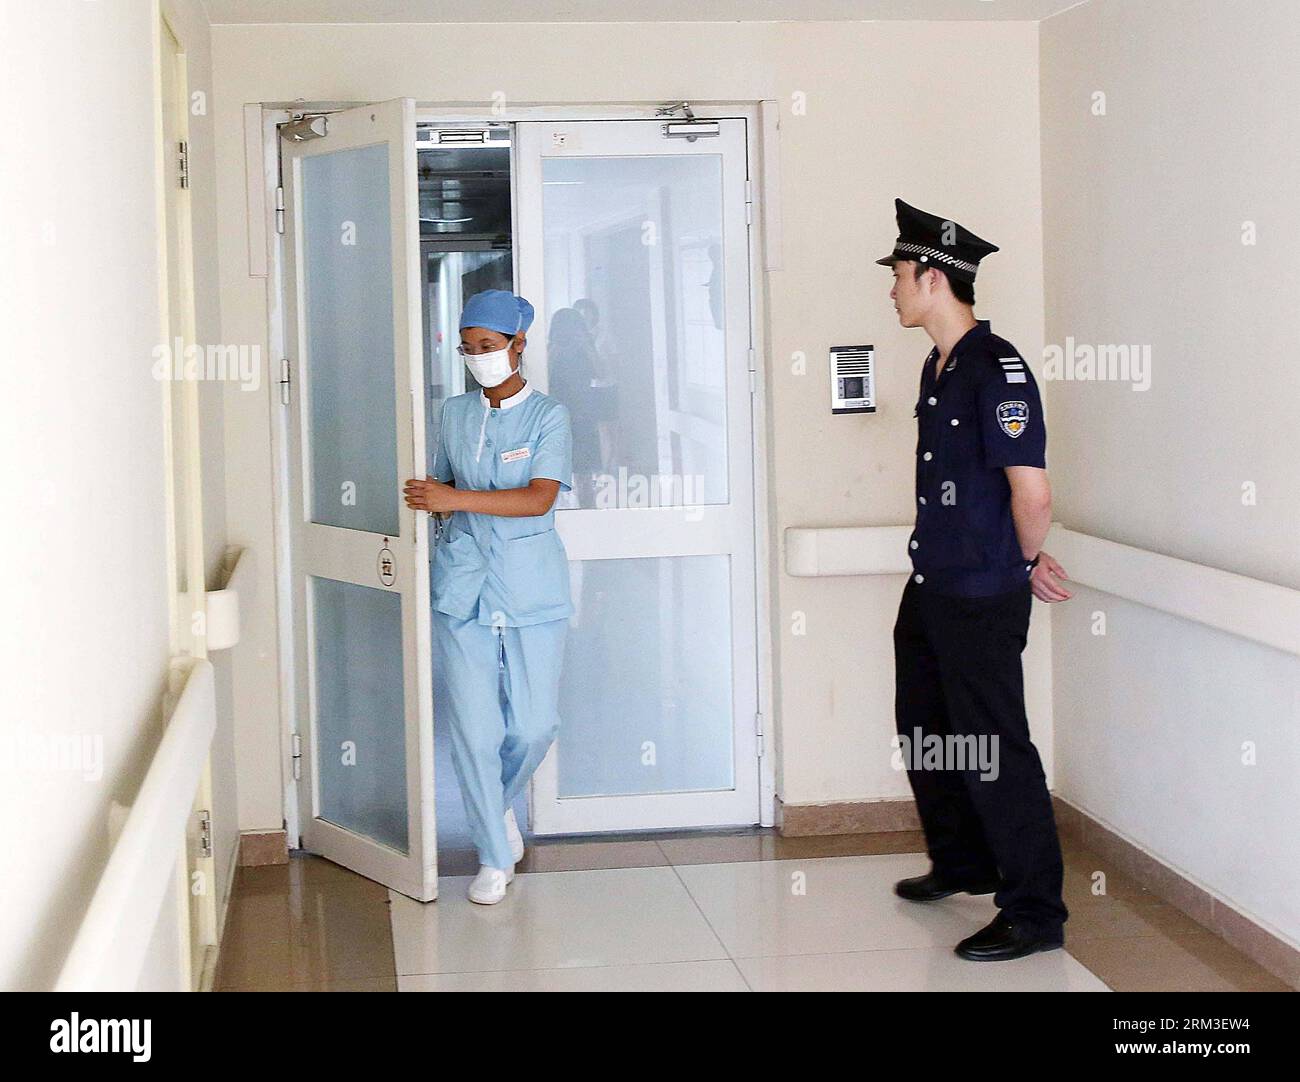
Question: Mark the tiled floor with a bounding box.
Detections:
[214,829,1293,992]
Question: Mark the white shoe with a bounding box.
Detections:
[504,808,525,864]
[467,864,515,905]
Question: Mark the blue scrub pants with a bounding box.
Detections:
[433,611,568,871]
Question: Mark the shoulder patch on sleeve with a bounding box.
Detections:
[996,400,1029,438]
[998,357,1027,384]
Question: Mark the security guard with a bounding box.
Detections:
[403,290,573,906]
[877,199,1074,961]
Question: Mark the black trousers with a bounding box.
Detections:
[893,579,1068,939]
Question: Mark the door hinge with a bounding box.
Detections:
[177,140,190,190]
[748,347,757,393]
[754,711,765,759]
[279,358,291,405]
[744,178,753,224]
[195,809,212,858]
[291,732,302,781]
[275,185,285,234]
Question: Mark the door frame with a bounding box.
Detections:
[155,9,219,989]
[259,101,778,846]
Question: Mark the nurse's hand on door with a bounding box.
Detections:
[404,476,458,513]
[405,477,562,518]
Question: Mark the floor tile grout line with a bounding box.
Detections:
[393,956,748,983]
[389,865,737,983]
[363,854,1237,993]
[406,853,981,984]
[658,852,1112,989]
[217,977,399,991]
[387,948,1111,990]
[724,944,1114,989]
[657,839,756,992]
[224,849,1272,992]
[381,888,403,988]
[434,853,911,882]
[401,876,1224,991]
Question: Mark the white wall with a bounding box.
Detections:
[209,18,1047,827]
[0,0,227,990]
[1042,0,1300,943]
[759,23,1049,804]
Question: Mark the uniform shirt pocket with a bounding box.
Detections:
[939,400,980,460]
[431,527,487,616]
[502,528,570,618]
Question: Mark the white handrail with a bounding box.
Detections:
[785,524,912,578]
[1047,526,1300,657]
[54,659,216,991]
[206,544,251,651]
[783,523,1300,657]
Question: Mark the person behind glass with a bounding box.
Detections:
[403,290,574,905]
[878,199,1073,961]
[572,299,618,472]
[546,307,604,507]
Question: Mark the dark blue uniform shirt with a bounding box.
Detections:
[908,319,1046,597]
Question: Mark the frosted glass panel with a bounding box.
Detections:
[312,576,408,852]
[302,144,399,534]
[541,155,728,510]
[557,555,734,797]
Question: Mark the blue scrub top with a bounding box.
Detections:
[430,382,575,626]
[908,319,1047,598]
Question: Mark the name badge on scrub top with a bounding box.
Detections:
[500,446,531,464]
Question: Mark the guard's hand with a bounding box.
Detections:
[1030,550,1073,603]
[403,477,459,513]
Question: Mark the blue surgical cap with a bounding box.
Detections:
[459,289,535,337]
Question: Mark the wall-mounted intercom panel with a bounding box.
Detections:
[830,344,876,414]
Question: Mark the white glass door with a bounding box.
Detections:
[515,118,760,833]
[282,99,437,900]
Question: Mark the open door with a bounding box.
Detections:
[281,99,436,901]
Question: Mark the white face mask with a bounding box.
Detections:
[465,345,516,389]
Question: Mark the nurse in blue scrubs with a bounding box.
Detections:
[403,290,573,905]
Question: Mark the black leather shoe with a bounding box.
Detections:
[954,913,1064,961]
[894,870,1001,902]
